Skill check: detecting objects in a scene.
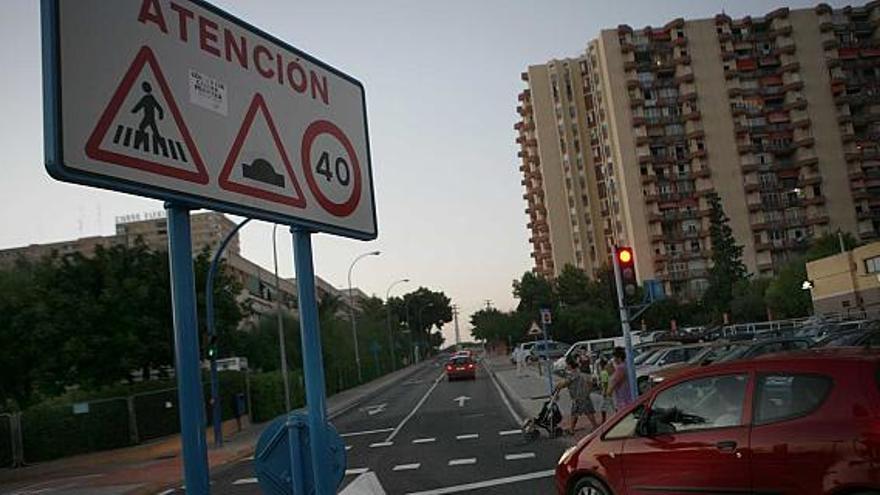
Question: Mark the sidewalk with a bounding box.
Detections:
[0,361,431,495]
[484,354,603,442]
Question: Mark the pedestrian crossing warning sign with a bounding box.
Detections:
[85,46,209,184]
[218,93,306,207]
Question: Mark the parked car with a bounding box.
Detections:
[647,341,747,389]
[553,336,646,373]
[556,348,880,495]
[635,343,710,392]
[818,327,880,347]
[713,337,814,363]
[510,341,536,364]
[531,340,570,361]
[445,355,476,381]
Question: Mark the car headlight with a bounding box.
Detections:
[559,445,578,465]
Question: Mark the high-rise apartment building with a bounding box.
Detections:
[516,58,611,278]
[517,2,880,299]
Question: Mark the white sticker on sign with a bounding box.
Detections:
[189,70,227,116]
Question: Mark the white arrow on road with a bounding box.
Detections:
[359,403,387,416]
[453,396,471,407]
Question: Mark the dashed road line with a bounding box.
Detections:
[447,458,477,466]
[369,441,393,448]
[455,433,479,440]
[340,427,394,438]
[499,429,522,436]
[392,463,421,471]
[345,468,369,476]
[345,445,352,451]
[504,452,536,461]
[412,437,436,444]
[232,478,258,485]
[405,469,556,495]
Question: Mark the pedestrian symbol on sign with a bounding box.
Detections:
[132,82,164,138]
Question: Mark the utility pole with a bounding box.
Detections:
[452,304,461,348]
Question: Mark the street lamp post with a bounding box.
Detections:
[206,217,251,448]
[385,278,410,371]
[272,225,291,413]
[348,251,381,383]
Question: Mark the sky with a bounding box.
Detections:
[0,0,853,344]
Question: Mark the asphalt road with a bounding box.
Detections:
[203,359,568,494]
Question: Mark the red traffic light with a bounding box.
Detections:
[617,247,634,265]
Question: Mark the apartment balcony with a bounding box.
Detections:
[803,196,826,206]
[806,214,831,226]
[658,269,709,282]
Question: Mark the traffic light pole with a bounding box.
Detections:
[612,247,639,401]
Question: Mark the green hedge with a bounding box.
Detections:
[22,399,132,462]
[133,388,179,442]
[249,370,305,423]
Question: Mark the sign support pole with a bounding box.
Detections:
[166,203,210,494]
[612,247,639,400]
[291,227,332,494]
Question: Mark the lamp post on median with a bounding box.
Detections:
[385,278,410,371]
[348,250,381,383]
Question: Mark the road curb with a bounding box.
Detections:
[482,358,529,427]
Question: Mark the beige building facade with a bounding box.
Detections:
[807,240,880,317]
[518,2,880,300]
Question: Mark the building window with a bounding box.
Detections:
[865,256,880,274]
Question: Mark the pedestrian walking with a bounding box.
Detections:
[597,358,615,422]
[515,344,527,377]
[608,346,634,411]
[553,356,599,435]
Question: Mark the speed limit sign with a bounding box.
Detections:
[301,120,362,218]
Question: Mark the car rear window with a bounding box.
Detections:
[450,357,471,365]
[754,374,832,425]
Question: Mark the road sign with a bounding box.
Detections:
[527,321,542,336]
[43,0,376,240]
[540,308,552,325]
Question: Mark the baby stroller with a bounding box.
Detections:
[522,389,563,440]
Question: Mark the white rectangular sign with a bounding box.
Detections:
[43,0,376,239]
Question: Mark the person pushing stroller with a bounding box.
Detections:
[553,355,600,435]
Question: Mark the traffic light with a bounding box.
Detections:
[207,335,218,360]
[615,246,638,297]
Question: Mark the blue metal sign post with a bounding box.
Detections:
[291,228,333,492]
[166,203,210,494]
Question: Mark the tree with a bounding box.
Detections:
[555,265,591,306]
[730,278,770,323]
[512,272,556,314]
[703,192,748,317]
[389,287,452,356]
[806,231,858,262]
[765,259,812,319]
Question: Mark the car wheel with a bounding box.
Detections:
[570,476,611,495]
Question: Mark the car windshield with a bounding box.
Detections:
[643,347,674,366]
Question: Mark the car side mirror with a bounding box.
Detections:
[636,411,656,437]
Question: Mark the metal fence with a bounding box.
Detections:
[0,375,249,465]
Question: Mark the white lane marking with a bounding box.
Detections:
[345,445,352,451]
[405,469,556,495]
[232,478,258,485]
[447,458,477,466]
[504,452,536,461]
[384,372,445,442]
[412,437,436,444]
[487,362,523,426]
[455,434,479,440]
[452,395,471,407]
[369,441,393,448]
[499,429,522,436]
[345,468,369,476]
[156,490,176,495]
[392,463,421,471]
[340,427,394,438]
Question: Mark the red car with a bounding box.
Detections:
[445,356,476,381]
[556,348,880,495]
